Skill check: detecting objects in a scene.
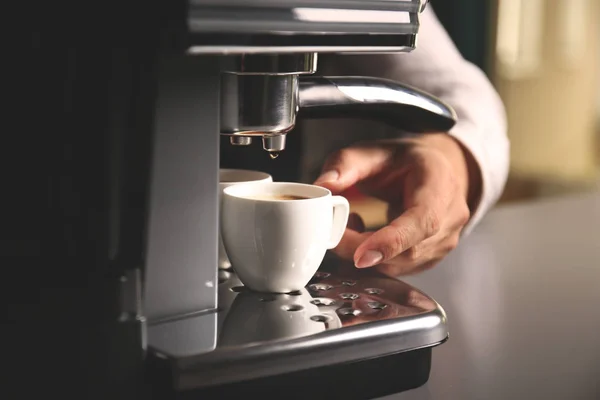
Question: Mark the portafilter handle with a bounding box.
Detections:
[298,76,457,133]
[220,73,457,153]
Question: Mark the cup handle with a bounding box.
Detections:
[327,196,350,249]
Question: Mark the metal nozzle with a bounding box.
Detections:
[262,135,286,152]
[230,136,252,146]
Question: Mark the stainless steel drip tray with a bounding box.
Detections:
[147,259,448,391]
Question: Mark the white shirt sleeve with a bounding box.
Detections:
[335,7,510,234]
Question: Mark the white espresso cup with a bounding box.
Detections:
[221,182,350,293]
[219,169,272,269]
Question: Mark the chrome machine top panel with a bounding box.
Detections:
[187,0,430,54]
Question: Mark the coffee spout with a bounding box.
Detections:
[262,135,286,153]
[230,136,252,146]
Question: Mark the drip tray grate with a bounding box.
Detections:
[148,259,448,393]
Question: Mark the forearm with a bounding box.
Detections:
[412,133,482,216]
[337,7,509,234]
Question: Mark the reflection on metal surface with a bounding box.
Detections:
[337,83,448,117]
[292,8,411,24]
[338,307,363,316]
[309,283,333,291]
[217,270,231,284]
[224,53,317,75]
[148,259,448,390]
[368,301,388,310]
[298,76,457,133]
[310,297,336,306]
[187,0,424,55]
[220,73,299,135]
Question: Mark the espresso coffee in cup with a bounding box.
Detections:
[218,169,272,269]
[221,182,350,293]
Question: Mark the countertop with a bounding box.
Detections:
[383,191,600,400]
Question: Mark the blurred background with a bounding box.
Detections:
[353,0,600,227]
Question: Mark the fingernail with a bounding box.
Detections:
[355,250,383,268]
[315,170,339,183]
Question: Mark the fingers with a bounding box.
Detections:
[335,202,464,275]
[353,156,455,268]
[354,205,443,268]
[332,213,366,260]
[313,146,392,194]
[375,232,460,277]
[368,194,466,276]
[332,229,374,261]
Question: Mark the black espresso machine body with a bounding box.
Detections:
[19,1,452,398]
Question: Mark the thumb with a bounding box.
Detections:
[313,146,391,194]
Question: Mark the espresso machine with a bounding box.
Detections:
[23,0,455,398]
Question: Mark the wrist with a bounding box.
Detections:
[416,133,483,213]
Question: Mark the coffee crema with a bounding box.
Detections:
[245,194,309,201]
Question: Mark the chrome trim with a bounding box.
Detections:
[186,0,423,54]
[223,53,317,75]
[187,45,416,55]
[230,136,253,146]
[188,1,422,35]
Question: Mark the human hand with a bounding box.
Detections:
[314,134,481,276]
